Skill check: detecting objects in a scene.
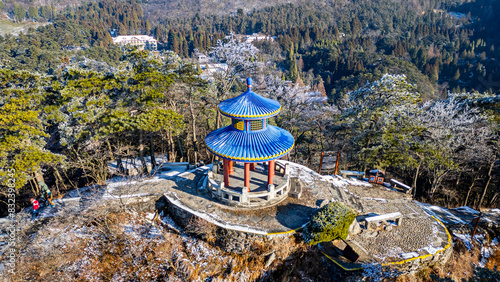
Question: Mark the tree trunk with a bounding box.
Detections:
[29,178,39,198]
[138,131,148,175]
[216,109,221,129]
[150,133,156,170]
[463,169,481,206]
[116,156,125,174]
[412,163,421,198]
[489,192,499,206]
[52,167,65,195]
[477,160,495,209]
[167,130,174,162]
[189,95,198,164]
[430,169,448,197]
[178,136,184,162]
[362,139,372,176]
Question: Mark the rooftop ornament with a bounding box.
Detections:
[205,78,295,205]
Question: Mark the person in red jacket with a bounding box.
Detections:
[31,198,39,217]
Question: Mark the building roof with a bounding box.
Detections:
[205,125,294,162]
[112,35,157,44]
[218,78,281,120]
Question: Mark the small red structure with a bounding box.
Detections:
[368,169,385,185]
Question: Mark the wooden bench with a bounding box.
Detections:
[340,170,364,180]
[364,212,402,230]
[390,179,412,194]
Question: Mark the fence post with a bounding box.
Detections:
[318,151,324,174]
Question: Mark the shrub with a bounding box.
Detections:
[302,202,356,245]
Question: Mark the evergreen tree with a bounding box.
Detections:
[0,70,63,190]
[28,6,38,20]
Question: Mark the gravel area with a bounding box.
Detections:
[354,217,447,263]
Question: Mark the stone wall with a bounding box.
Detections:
[159,194,294,254]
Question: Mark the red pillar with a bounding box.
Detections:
[268,160,275,185]
[244,163,250,192]
[228,161,234,175]
[223,159,230,187]
[250,163,255,171]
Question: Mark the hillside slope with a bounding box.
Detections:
[143,0,307,21]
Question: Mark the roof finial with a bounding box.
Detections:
[247,77,252,89]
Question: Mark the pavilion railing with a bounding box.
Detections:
[207,163,290,207]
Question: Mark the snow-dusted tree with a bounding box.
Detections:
[415,97,492,198]
[341,74,422,174]
[208,33,260,128]
[264,75,339,163]
[438,92,499,206]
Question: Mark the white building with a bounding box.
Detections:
[112,35,158,51]
[235,33,276,44]
[303,91,328,103]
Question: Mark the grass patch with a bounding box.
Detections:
[0,19,49,36]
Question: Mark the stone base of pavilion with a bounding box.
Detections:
[208,161,291,208]
[163,160,346,237]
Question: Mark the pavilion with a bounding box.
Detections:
[205,78,295,194]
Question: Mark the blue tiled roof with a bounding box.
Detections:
[205,125,294,162]
[218,90,281,120]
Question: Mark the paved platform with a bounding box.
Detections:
[164,162,347,235]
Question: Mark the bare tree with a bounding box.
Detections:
[416,97,492,197]
[208,33,260,128]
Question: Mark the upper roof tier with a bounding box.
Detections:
[218,78,281,120]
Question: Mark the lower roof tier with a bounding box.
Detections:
[205,125,294,162]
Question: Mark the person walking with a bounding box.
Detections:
[31,198,39,217]
[39,181,55,207]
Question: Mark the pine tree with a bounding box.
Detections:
[0,70,63,189]
[29,6,38,20]
[453,68,460,81]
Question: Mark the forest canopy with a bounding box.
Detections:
[0,0,498,215]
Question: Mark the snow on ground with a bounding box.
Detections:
[108,156,170,172]
[454,233,487,251]
[453,206,480,215]
[421,245,441,255]
[416,202,467,225]
[360,197,387,203]
[282,160,326,185]
[103,163,212,199]
[323,175,372,188]
[479,246,492,267]
[399,252,419,259]
[159,211,183,233]
[492,237,499,246]
[455,234,474,250]
[158,211,222,267]
[373,246,403,262]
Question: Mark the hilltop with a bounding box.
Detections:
[1,162,499,281]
